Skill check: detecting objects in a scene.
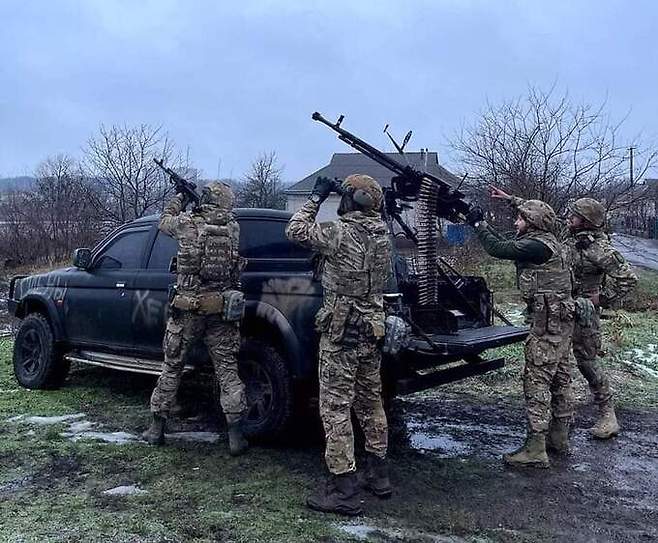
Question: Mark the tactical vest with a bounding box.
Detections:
[569,230,606,296]
[321,216,391,299]
[515,229,572,302]
[176,212,241,292]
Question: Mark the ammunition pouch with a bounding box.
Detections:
[197,292,224,315]
[382,315,409,356]
[222,290,245,322]
[574,297,596,328]
[530,293,573,336]
[519,269,572,299]
[171,292,198,312]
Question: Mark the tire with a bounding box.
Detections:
[13,313,70,389]
[215,339,293,441]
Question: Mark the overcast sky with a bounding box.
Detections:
[1,0,656,182]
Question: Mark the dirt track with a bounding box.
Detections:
[383,393,658,543]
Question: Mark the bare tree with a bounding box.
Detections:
[237,152,287,209]
[0,154,102,265]
[452,86,658,216]
[83,124,186,225]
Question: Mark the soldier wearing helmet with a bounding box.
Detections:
[142,182,249,455]
[465,186,575,469]
[286,174,393,515]
[565,197,637,440]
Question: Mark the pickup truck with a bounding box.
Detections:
[7,208,528,439]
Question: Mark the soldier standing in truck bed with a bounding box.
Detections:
[466,187,574,468]
[142,182,249,456]
[286,174,393,516]
[564,198,637,439]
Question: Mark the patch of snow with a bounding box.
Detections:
[165,431,220,443]
[62,430,141,445]
[102,485,148,496]
[335,521,471,542]
[622,360,658,379]
[7,413,85,425]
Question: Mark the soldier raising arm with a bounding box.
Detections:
[466,188,575,468]
[287,175,393,516]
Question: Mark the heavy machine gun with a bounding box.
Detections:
[312,112,475,310]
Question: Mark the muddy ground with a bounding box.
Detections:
[1,351,656,542]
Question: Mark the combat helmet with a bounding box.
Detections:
[341,174,383,210]
[200,182,234,210]
[517,199,556,232]
[568,197,605,229]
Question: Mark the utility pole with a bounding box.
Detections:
[628,146,635,184]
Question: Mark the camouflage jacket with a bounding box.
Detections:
[159,195,244,297]
[285,199,392,339]
[565,229,637,307]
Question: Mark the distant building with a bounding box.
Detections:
[284,151,460,222]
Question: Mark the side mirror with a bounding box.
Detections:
[72,248,92,270]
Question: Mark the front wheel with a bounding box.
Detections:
[13,313,70,389]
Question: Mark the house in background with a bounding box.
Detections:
[284,151,461,222]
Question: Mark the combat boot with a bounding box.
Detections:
[590,403,620,439]
[141,414,166,446]
[503,433,550,468]
[362,453,393,499]
[307,472,362,516]
[546,420,570,455]
[227,420,249,456]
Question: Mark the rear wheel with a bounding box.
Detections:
[13,313,70,389]
[215,339,293,441]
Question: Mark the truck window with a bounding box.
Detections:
[147,232,178,270]
[239,219,310,259]
[95,229,149,270]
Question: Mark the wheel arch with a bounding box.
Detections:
[16,295,64,341]
[242,300,304,379]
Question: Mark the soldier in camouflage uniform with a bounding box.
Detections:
[142,182,249,455]
[565,198,637,439]
[466,188,575,468]
[286,174,392,516]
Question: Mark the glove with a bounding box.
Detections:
[178,192,192,210]
[465,206,484,226]
[311,176,334,204]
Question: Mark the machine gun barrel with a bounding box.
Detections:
[311,111,471,222]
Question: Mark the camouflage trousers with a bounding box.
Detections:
[573,311,613,406]
[318,331,388,475]
[523,317,575,434]
[150,309,247,422]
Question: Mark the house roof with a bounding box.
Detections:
[285,151,460,194]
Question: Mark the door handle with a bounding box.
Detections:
[116,282,126,288]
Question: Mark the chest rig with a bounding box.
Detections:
[569,230,606,296]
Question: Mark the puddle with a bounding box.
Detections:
[406,418,524,459]
[102,485,148,496]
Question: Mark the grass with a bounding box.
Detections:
[442,257,658,408]
[1,340,516,543]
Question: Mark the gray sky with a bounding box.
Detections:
[1,0,656,182]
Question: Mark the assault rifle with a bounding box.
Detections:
[153,158,200,209]
[311,112,471,224]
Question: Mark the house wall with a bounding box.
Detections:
[285,194,343,222]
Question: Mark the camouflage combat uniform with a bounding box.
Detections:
[474,197,575,467]
[145,183,247,450]
[565,198,637,439]
[287,174,392,515]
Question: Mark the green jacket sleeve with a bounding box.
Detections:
[474,221,551,264]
